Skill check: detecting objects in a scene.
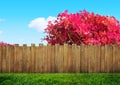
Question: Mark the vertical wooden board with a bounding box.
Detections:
[68,45,73,73]
[86,45,89,73]
[104,45,108,73]
[118,46,120,72]
[79,45,81,73]
[75,45,80,73]
[14,44,19,73]
[2,46,7,73]
[54,44,59,72]
[39,45,44,73]
[80,44,85,72]
[31,44,35,73]
[57,45,61,73]
[18,46,23,73]
[44,45,48,73]
[59,44,62,73]
[0,45,2,72]
[26,47,31,73]
[100,46,105,73]
[114,45,120,72]
[35,46,40,73]
[88,45,95,73]
[51,45,55,73]
[109,45,113,73]
[47,44,52,73]
[84,45,89,73]
[58,45,62,73]
[63,44,68,73]
[112,45,118,72]
[86,45,93,73]
[45,45,48,73]
[71,44,76,73]
[10,46,14,73]
[94,45,101,73]
[66,44,69,73]
[72,44,79,73]
[22,44,29,73]
[42,46,45,73]
[17,45,23,73]
[92,45,96,73]
[6,45,11,73]
[22,44,26,73]
[59,45,64,73]
[105,45,113,73]
[43,45,47,73]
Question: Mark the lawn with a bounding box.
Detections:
[0,73,120,85]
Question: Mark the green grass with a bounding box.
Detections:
[0,73,120,85]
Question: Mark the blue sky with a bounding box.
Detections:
[0,0,120,45]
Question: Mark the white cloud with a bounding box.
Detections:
[28,16,56,32]
[0,30,3,34]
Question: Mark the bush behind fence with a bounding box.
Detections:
[0,44,120,73]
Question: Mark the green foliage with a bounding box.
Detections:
[0,73,120,85]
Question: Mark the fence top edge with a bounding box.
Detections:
[0,43,120,47]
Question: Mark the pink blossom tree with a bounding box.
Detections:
[44,10,120,45]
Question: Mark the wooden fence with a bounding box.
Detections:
[0,44,120,73]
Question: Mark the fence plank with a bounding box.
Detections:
[35,46,40,73]
[59,45,64,73]
[105,45,113,73]
[68,45,73,72]
[38,44,44,73]
[14,44,23,73]
[0,45,2,72]
[2,46,7,72]
[95,45,101,72]
[63,44,69,73]
[54,44,59,72]
[57,45,62,73]
[84,45,89,73]
[22,44,27,73]
[19,46,23,73]
[72,44,76,72]
[88,45,94,73]
[14,44,19,73]
[31,44,35,73]
[5,45,9,72]
[113,45,120,72]
[10,46,14,72]
[27,46,32,73]
[51,45,55,73]
[76,45,80,73]
[47,44,51,73]
[100,46,105,72]
[43,45,47,73]
[80,44,85,72]
[117,46,120,72]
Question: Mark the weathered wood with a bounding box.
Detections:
[0,45,2,72]
[31,44,35,73]
[2,46,7,72]
[80,44,86,73]
[47,44,51,73]
[63,44,68,73]
[105,45,113,73]
[0,44,120,73]
[10,46,14,72]
[100,46,105,72]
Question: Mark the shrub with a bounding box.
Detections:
[44,10,120,45]
[0,41,14,46]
